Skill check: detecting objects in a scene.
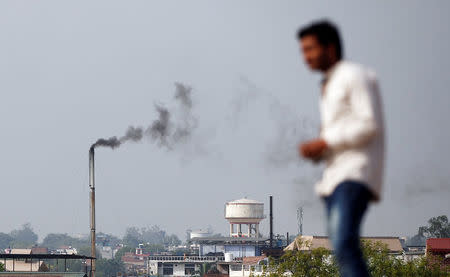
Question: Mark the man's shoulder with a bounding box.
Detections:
[336,61,377,83]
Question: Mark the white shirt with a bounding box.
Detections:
[317,61,385,201]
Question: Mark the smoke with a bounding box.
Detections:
[174,82,193,108]
[92,136,121,149]
[146,105,171,147]
[91,82,196,150]
[231,76,318,167]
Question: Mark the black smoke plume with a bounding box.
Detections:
[91,83,196,150]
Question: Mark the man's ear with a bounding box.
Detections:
[326,44,338,60]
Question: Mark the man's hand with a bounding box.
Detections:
[299,138,328,161]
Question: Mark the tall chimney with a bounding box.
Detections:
[269,196,273,248]
[89,147,96,277]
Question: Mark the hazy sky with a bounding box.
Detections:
[1,1,449,242]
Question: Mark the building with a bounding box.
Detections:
[426,238,450,267]
[121,245,150,274]
[147,197,270,276]
[54,246,77,255]
[192,237,266,258]
[228,256,267,277]
[147,256,220,276]
[30,247,49,255]
[285,236,404,254]
[193,198,268,258]
[98,246,114,260]
[0,253,93,277]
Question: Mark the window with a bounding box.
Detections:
[230,265,242,272]
[163,263,173,275]
[185,264,195,275]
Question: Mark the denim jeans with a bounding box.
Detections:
[323,180,372,277]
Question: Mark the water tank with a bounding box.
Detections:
[190,230,212,239]
[224,253,234,262]
[225,198,265,224]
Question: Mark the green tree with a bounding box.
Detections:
[42,233,77,249]
[96,232,121,247]
[259,239,337,277]
[0,233,13,249]
[96,258,124,277]
[142,243,165,254]
[361,240,448,277]
[164,234,181,246]
[78,245,101,259]
[9,223,38,247]
[122,225,181,247]
[421,215,450,238]
[259,238,449,277]
[114,246,135,263]
[123,227,141,248]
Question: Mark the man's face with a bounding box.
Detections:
[300,35,329,72]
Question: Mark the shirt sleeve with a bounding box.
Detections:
[321,70,381,150]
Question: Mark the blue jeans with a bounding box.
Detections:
[324,180,372,277]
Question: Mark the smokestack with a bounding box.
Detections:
[89,147,96,277]
[269,196,273,248]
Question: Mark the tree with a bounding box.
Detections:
[42,233,76,249]
[143,243,165,254]
[141,225,166,245]
[164,234,181,246]
[420,215,450,238]
[0,233,13,249]
[114,246,135,263]
[9,223,38,247]
[96,232,121,247]
[407,215,450,246]
[78,245,101,259]
[258,238,449,277]
[96,258,124,277]
[259,239,337,277]
[361,240,447,277]
[122,225,181,247]
[122,227,141,248]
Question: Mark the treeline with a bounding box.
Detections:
[0,223,38,249]
[0,223,182,252]
[406,215,450,246]
[261,240,449,277]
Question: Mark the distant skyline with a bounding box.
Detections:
[0,1,449,241]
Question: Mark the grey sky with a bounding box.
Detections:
[0,1,449,241]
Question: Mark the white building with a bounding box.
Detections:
[228,256,267,277]
[147,256,220,276]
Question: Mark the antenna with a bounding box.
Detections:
[297,206,303,236]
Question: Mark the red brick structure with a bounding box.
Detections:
[426,238,450,267]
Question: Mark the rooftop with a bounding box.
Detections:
[426,238,450,253]
[227,198,263,205]
[285,236,403,253]
[0,254,95,260]
[190,236,267,244]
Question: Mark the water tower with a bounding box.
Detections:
[225,198,265,238]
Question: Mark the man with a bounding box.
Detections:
[297,21,384,277]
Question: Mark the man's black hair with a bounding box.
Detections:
[297,20,343,60]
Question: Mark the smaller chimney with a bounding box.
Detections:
[269,196,273,247]
[89,146,96,277]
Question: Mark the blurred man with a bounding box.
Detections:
[297,20,384,277]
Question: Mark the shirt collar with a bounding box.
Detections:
[321,60,343,86]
